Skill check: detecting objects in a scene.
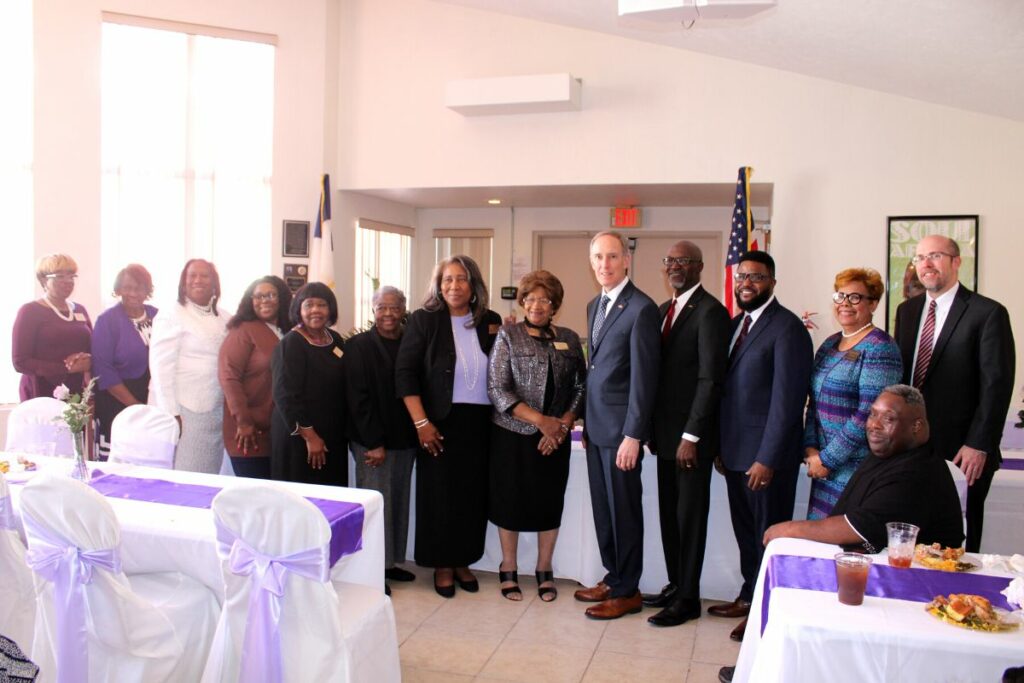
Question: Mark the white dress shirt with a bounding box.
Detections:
[729,294,776,353]
[910,282,960,382]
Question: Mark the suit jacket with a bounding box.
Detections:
[344,327,417,451]
[394,306,502,422]
[583,280,661,447]
[651,285,731,462]
[719,298,814,472]
[894,284,1015,469]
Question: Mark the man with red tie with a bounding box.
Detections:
[646,240,730,627]
[894,234,1015,552]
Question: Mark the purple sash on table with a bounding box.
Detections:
[1001,459,1024,471]
[88,472,363,566]
[760,554,1014,636]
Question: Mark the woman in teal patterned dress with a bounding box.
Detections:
[804,268,903,519]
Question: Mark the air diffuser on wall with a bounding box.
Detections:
[445,73,582,116]
[618,0,775,22]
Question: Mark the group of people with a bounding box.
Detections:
[10,230,1016,629]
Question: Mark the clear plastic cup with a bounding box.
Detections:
[886,522,920,568]
[834,552,872,605]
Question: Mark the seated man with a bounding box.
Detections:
[764,384,964,552]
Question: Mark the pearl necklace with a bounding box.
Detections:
[42,296,75,322]
[841,322,874,339]
[452,323,481,391]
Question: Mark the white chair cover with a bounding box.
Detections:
[0,472,35,650]
[944,459,969,530]
[108,405,179,468]
[201,484,400,683]
[20,474,218,683]
[5,398,74,457]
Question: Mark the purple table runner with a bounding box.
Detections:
[88,472,364,566]
[760,554,1013,636]
[1001,459,1024,471]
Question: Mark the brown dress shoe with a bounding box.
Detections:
[585,592,643,620]
[729,618,747,642]
[707,598,751,619]
[574,582,611,603]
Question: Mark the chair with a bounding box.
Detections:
[4,398,74,457]
[0,472,35,650]
[945,460,969,533]
[108,405,179,468]
[20,474,219,682]
[201,483,400,683]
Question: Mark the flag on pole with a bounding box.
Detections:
[724,166,758,318]
[309,173,335,291]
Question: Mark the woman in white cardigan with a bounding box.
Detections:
[149,259,229,473]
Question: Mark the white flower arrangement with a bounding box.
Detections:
[53,377,97,434]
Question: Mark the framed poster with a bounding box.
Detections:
[283,220,310,257]
[283,263,308,293]
[885,215,978,332]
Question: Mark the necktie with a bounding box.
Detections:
[592,295,610,346]
[730,314,752,361]
[913,299,937,388]
[661,297,677,343]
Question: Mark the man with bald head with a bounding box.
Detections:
[894,234,1015,551]
[646,240,730,627]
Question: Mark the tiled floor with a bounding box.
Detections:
[390,565,741,682]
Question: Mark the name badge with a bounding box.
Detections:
[333,347,343,358]
[489,324,500,335]
[843,350,860,361]
[553,341,570,351]
[74,313,87,322]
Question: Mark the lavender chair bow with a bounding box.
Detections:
[215,519,330,683]
[22,511,122,683]
[0,494,14,531]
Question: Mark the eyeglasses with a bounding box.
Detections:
[522,297,553,307]
[252,292,279,302]
[662,257,702,267]
[910,252,955,265]
[832,292,876,305]
[373,304,403,313]
[733,272,771,284]
[45,273,77,282]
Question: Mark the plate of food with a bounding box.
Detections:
[927,594,1021,632]
[0,455,39,481]
[914,543,977,572]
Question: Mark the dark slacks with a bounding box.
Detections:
[586,443,644,598]
[965,466,996,553]
[724,466,798,602]
[656,455,713,602]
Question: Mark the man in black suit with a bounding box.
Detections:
[574,231,661,620]
[645,240,730,627]
[894,234,1015,552]
[712,251,813,642]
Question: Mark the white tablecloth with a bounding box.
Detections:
[5,455,386,597]
[733,538,1024,683]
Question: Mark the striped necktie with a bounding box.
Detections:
[912,299,937,388]
[730,314,752,361]
[592,295,610,346]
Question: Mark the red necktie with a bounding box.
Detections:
[913,300,937,388]
[661,298,677,343]
[730,314,752,361]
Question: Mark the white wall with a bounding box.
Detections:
[335,0,1024,419]
[31,0,333,318]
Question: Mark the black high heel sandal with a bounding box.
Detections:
[536,570,557,602]
[499,569,522,601]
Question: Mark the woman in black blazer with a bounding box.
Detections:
[395,255,501,597]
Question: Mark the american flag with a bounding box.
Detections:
[724,166,759,317]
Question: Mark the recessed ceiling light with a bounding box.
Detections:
[487,198,501,205]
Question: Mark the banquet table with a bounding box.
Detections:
[3,454,386,597]
[732,537,1024,683]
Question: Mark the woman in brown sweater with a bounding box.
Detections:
[218,276,293,478]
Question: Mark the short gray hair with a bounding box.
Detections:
[372,285,406,309]
[589,231,629,255]
[881,384,925,407]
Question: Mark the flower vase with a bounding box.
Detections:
[70,429,90,482]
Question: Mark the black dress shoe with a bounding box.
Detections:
[434,571,455,598]
[718,666,735,683]
[641,583,678,608]
[647,599,701,627]
[454,572,479,593]
[385,567,417,582]
[385,583,392,597]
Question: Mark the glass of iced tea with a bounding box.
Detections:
[834,553,872,606]
[886,522,920,568]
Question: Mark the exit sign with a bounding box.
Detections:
[611,206,642,228]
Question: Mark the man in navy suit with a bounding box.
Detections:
[710,250,813,642]
[574,231,661,620]
[894,234,1015,552]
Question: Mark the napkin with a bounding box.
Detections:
[979,553,1024,575]
[1001,577,1024,610]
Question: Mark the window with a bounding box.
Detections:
[100,17,275,311]
[434,229,494,297]
[354,220,413,328]
[0,0,35,402]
